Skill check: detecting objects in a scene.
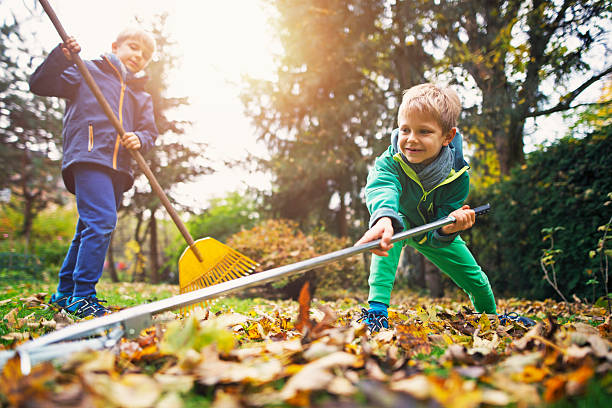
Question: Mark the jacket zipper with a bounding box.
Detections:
[393,153,469,243]
[88,123,94,151]
[103,55,126,170]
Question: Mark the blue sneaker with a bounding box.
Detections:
[65,296,110,318]
[498,312,535,327]
[357,308,389,332]
[49,292,71,309]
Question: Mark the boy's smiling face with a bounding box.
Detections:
[112,38,152,73]
[397,110,456,165]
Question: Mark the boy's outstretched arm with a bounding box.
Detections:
[29,37,81,98]
[355,216,394,257]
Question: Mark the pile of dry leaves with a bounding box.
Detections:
[1,286,611,407]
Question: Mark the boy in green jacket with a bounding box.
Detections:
[356,83,527,332]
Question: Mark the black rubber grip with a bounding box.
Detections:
[473,203,491,217]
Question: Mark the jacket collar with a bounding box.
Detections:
[92,53,149,90]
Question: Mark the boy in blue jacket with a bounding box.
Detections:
[356,83,533,332]
[29,28,158,318]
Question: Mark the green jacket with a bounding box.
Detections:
[365,129,470,248]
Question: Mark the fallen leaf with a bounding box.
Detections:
[544,375,566,402]
[1,332,29,341]
[281,352,357,400]
[0,298,13,306]
[295,282,313,334]
[390,374,431,399]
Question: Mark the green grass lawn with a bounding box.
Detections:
[0,272,288,346]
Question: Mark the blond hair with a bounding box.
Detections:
[115,27,156,61]
[398,84,461,132]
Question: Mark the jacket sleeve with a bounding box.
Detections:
[365,146,405,233]
[427,171,470,248]
[133,94,158,155]
[29,45,80,99]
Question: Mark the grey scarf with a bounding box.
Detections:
[404,145,453,191]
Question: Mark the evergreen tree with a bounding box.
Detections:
[241,0,389,237]
[0,18,65,248]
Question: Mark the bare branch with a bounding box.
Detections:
[529,65,612,118]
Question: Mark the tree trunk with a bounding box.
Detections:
[396,247,427,289]
[22,196,33,253]
[424,257,443,298]
[106,235,120,282]
[149,210,159,284]
[362,252,371,283]
[414,252,426,289]
[337,193,348,237]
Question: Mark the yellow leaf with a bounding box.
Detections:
[513,365,549,383]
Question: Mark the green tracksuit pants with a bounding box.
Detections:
[368,235,497,313]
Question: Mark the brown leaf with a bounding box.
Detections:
[3,308,18,329]
[0,297,13,306]
[53,311,75,330]
[565,364,594,396]
[70,350,116,373]
[512,321,547,350]
[396,322,431,356]
[153,373,194,393]
[365,359,388,381]
[281,352,357,400]
[443,344,476,365]
[454,365,486,379]
[196,348,283,385]
[20,293,46,307]
[544,375,566,403]
[310,304,337,337]
[390,374,431,399]
[212,389,242,408]
[0,356,56,407]
[327,376,357,396]
[84,373,161,408]
[1,332,29,342]
[295,281,313,334]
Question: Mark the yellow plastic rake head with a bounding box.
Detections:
[178,237,259,295]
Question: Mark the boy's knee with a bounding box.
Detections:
[458,268,491,292]
[88,211,117,236]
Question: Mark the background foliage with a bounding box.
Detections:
[468,125,612,300]
[0,1,610,302]
[226,219,365,299]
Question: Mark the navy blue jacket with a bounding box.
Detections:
[29,46,158,193]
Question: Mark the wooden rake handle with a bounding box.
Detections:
[38,0,203,262]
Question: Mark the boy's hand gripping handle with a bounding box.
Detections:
[37,0,203,262]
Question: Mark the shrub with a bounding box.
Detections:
[226,219,365,299]
[467,126,612,300]
[0,204,76,271]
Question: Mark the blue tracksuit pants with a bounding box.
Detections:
[57,163,128,297]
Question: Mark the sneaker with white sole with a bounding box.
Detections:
[65,296,110,318]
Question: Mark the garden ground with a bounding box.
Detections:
[0,277,611,407]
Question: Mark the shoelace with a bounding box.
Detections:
[74,297,109,315]
[356,308,389,332]
[498,311,535,327]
